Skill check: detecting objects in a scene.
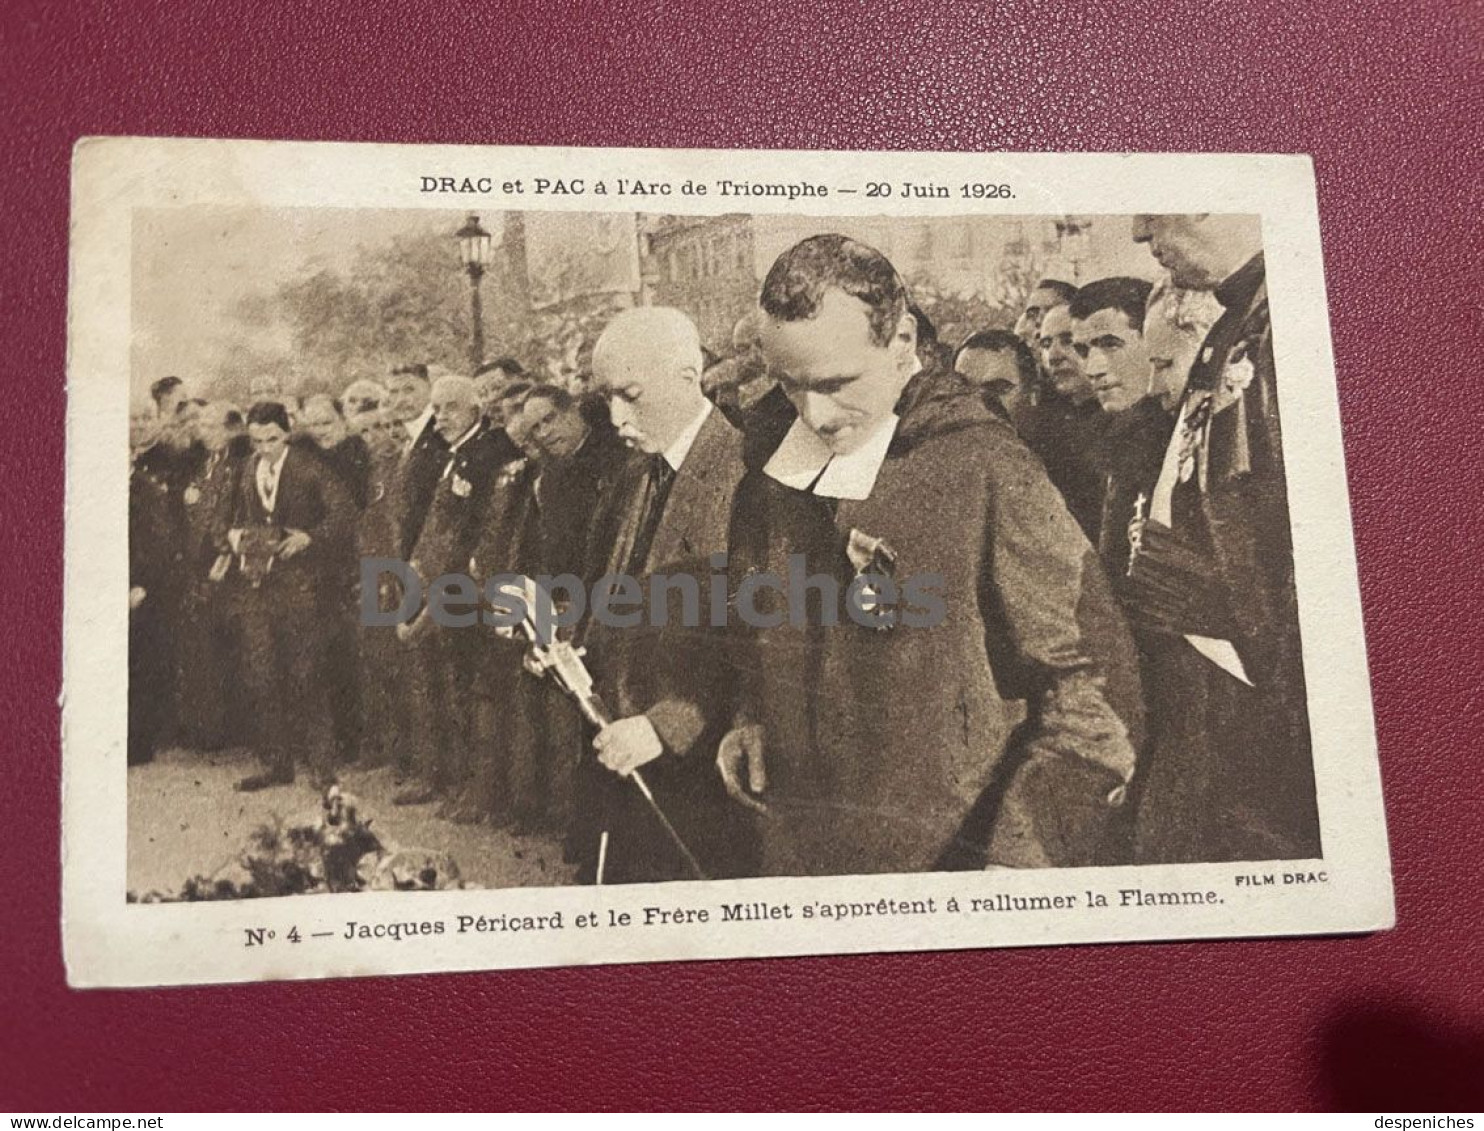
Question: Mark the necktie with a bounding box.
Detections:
[626,454,676,576]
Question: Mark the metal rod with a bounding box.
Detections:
[630,769,709,881]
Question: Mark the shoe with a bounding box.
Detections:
[236,770,294,792]
[392,784,438,806]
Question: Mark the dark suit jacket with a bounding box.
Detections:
[409,422,510,585]
[581,406,754,881]
[226,446,354,595]
[584,406,747,758]
[397,415,452,560]
[533,421,636,586]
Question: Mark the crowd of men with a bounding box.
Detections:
[129,213,1322,883]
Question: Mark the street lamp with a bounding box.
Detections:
[1055,215,1094,282]
[456,213,494,368]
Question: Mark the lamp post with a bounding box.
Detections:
[455,213,494,369]
[1055,215,1094,282]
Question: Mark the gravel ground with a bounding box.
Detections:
[127,745,577,896]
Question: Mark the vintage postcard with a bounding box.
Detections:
[63,138,1392,987]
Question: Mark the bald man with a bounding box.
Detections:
[392,375,511,810]
[580,305,756,882]
[1124,214,1320,864]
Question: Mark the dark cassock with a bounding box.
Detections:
[309,431,373,764]
[395,408,453,560]
[577,402,757,883]
[1122,252,1321,864]
[355,444,409,770]
[316,431,373,511]
[1095,398,1178,585]
[467,452,543,825]
[1016,389,1109,544]
[174,436,249,751]
[128,443,185,764]
[728,372,1144,876]
[377,409,452,779]
[512,415,636,840]
[400,419,509,806]
[224,443,353,786]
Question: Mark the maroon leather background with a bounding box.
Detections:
[5,0,1482,1112]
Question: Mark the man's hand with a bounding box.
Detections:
[717,723,767,813]
[128,586,147,610]
[594,716,664,778]
[226,528,244,553]
[278,529,312,559]
[396,608,430,643]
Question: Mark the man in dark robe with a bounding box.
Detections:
[1122,214,1321,863]
[222,401,353,790]
[385,363,450,560]
[1062,276,1167,582]
[296,392,370,763]
[718,234,1143,877]
[501,383,635,842]
[354,406,413,770]
[1021,300,1109,542]
[130,397,204,755]
[174,400,248,751]
[581,305,755,883]
[392,376,509,810]
[129,406,178,765]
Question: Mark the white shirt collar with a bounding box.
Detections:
[404,406,433,443]
[258,445,289,478]
[661,400,713,473]
[446,420,482,454]
[764,412,899,501]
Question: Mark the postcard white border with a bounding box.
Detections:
[63,139,1392,987]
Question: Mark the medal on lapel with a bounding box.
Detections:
[846,527,898,631]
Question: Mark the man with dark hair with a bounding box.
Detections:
[1068,276,1154,414]
[129,404,177,764]
[1121,214,1320,863]
[472,358,529,437]
[1067,276,1166,584]
[299,393,371,509]
[149,375,186,419]
[131,390,203,755]
[719,233,1142,876]
[1013,278,1077,347]
[222,400,353,791]
[498,380,634,843]
[953,328,1038,420]
[908,303,953,374]
[1021,295,1107,541]
[296,392,371,764]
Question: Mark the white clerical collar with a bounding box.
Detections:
[404,407,433,443]
[761,359,918,499]
[764,412,900,501]
[661,400,712,473]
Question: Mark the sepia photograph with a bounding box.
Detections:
[64,140,1391,986]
